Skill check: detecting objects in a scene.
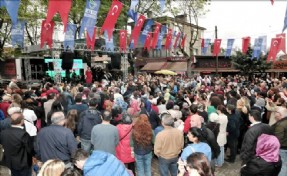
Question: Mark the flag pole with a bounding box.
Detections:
[215,26,218,75]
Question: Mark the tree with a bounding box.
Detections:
[231,46,271,78]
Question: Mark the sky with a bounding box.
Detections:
[198,0,287,49]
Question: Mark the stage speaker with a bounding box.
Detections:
[61,51,75,70]
[48,62,54,70]
[43,63,49,71]
[111,53,121,69]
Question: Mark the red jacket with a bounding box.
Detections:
[116,124,135,163]
[183,115,191,134]
[0,101,10,118]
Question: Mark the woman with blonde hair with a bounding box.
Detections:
[10,93,22,108]
[65,109,78,135]
[38,159,65,176]
[237,96,250,154]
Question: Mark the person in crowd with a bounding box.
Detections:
[85,67,93,85]
[237,96,250,153]
[8,78,20,90]
[72,149,131,176]
[0,112,34,176]
[271,106,287,176]
[241,134,282,176]
[60,168,82,176]
[0,94,11,118]
[38,159,65,176]
[154,113,184,176]
[44,92,56,122]
[240,110,273,165]
[36,111,77,163]
[131,114,154,176]
[46,83,59,96]
[103,93,114,112]
[91,110,119,155]
[46,98,64,125]
[67,93,88,116]
[10,93,22,108]
[65,109,78,135]
[205,112,220,139]
[183,104,203,134]
[207,96,222,117]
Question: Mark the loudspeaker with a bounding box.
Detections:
[111,53,121,69]
[61,51,74,70]
[43,63,48,71]
[48,62,54,70]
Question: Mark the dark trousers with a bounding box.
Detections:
[125,162,136,176]
[11,167,32,176]
[227,138,238,162]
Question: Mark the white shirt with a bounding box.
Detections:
[23,109,37,122]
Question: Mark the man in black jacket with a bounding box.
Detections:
[0,112,34,176]
[240,110,273,165]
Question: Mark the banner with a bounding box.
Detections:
[100,0,123,40]
[201,38,205,48]
[104,30,114,52]
[86,27,97,50]
[127,0,138,22]
[259,35,267,54]
[181,34,187,48]
[156,25,166,50]
[130,14,146,49]
[159,0,165,12]
[119,29,127,52]
[201,39,210,55]
[267,38,282,62]
[242,37,250,54]
[79,0,101,38]
[46,0,72,32]
[165,28,173,50]
[144,32,152,51]
[64,24,77,51]
[169,31,177,49]
[213,39,222,56]
[40,20,55,49]
[151,22,161,49]
[173,32,181,49]
[225,39,234,57]
[11,21,25,47]
[1,0,20,24]
[140,19,154,45]
[252,38,263,60]
[276,33,286,53]
[283,3,287,32]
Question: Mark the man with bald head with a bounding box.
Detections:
[0,112,34,176]
[36,111,77,164]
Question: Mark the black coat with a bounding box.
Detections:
[241,156,282,176]
[227,113,240,140]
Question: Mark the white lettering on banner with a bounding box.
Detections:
[85,8,98,17]
[12,29,23,35]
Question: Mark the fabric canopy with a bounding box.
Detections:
[141,62,166,71]
[162,62,187,72]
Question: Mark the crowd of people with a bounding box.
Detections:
[0,73,286,176]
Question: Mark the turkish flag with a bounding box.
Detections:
[267,38,282,62]
[144,32,152,51]
[130,14,146,49]
[119,30,127,52]
[86,27,97,51]
[242,37,250,54]
[213,39,222,56]
[100,0,123,40]
[276,33,286,53]
[165,28,173,50]
[151,23,161,49]
[46,0,72,32]
[40,20,55,49]
[173,32,181,49]
[181,34,187,48]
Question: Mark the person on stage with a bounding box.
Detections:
[85,67,93,85]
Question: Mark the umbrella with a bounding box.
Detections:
[154,69,177,75]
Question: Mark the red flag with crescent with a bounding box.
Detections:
[130,14,146,48]
[86,27,97,51]
[165,28,173,50]
[119,29,127,52]
[242,37,250,54]
[276,33,286,53]
[144,32,152,51]
[181,34,187,48]
[267,38,282,62]
[40,20,55,49]
[151,23,161,49]
[100,0,123,40]
[213,39,222,56]
[173,32,181,49]
[46,0,72,32]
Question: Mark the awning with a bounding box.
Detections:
[163,62,187,72]
[141,62,166,71]
[192,68,239,72]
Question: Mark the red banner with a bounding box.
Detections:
[144,32,152,51]
[40,20,55,49]
[267,38,282,62]
[213,39,222,56]
[86,27,97,51]
[181,34,187,48]
[46,0,72,32]
[165,28,173,50]
[242,37,250,54]
[151,22,161,49]
[276,33,286,53]
[173,32,181,49]
[119,29,127,52]
[201,39,205,48]
[130,14,146,48]
[100,0,123,40]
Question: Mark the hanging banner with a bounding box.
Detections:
[159,0,165,12]
[267,38,282,62]
[152,22,161,49]
[173,32,181,49]
[213,39,222,56]
[11,21,25,47]
[259,35,267,54]
[100,0,123,40]
[156,25,166,50]
[144,32,152,51]
[1,0,20,24]
[180,34,187,48]
[104,30,114,52]
[169,31,177,49]
[201,39,210,55]
[252,38,263,60]
[225,39,234,57]
[140,19,154,45]
[130,14,146,49]
[46,0,72,32]
[119,29,127,52]
[64,24,77,51]
[86,27,97,50]
[276,33,286,53]
[165,28,173,50]
[40,20,55,49]
[242,37,250,54]
[127,0,138,23]
[79,0,101,38]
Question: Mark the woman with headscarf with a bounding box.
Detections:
[241,134,282,176]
